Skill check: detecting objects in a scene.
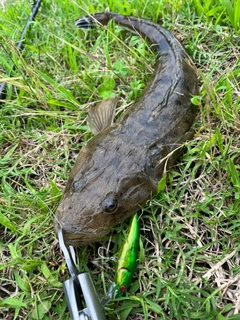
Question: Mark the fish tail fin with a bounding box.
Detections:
[75,16,95,29]
[75,12,114,29]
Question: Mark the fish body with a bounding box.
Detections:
[114,213,140,296]
[55,12,199,245]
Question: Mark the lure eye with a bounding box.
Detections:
[101,192,118,213]
[120,285,126,293]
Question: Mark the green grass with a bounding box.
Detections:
[0,0,239,319]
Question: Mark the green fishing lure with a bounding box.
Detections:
[114,213,140,296]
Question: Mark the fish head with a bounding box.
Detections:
[54,138,156,246]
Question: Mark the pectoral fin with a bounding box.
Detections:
[88,97,118,135]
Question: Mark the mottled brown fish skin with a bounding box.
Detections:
[55,12,199,246]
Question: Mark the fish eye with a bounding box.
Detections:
[101,192,118,213]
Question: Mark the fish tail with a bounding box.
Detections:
[75,16,95,28]
[75,12,115,29]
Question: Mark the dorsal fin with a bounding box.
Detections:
[88,97,118,135]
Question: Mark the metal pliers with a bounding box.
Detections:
[58,229,107,320]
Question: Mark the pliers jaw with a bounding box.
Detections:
[58,228,107,320]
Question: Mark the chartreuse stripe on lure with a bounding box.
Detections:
[114,213,140,296]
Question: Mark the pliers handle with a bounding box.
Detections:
[58,229,107,320]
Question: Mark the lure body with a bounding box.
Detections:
[114,213,140,296]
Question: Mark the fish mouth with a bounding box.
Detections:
[61,229,96,246]
[54,218,107,246]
